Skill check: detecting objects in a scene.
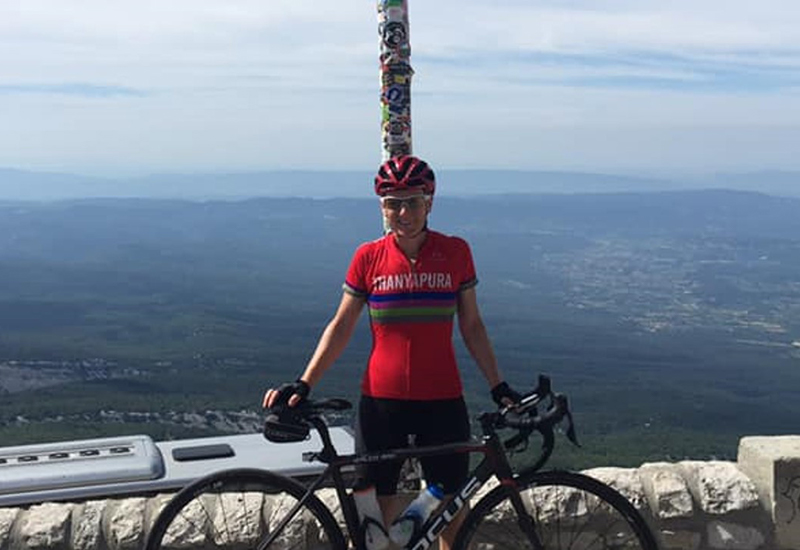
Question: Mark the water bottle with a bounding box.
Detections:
[353,485,389,550]
[389,483,444,547]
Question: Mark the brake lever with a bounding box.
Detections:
[565,410,580,447]
[537,374,551,397]
[556,395,580,447]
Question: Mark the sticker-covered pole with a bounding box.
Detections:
[378,0,413,160]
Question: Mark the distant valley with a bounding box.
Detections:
[1,189,799,468]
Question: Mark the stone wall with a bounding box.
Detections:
[1,436,798,550]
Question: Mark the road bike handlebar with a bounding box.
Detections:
[265,375,578,458]
[498,393,578,448]
[480,374,579,459]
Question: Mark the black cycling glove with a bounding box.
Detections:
[491,381,522,406]
[273,379,311,407]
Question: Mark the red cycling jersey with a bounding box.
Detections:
[343,231,478,400]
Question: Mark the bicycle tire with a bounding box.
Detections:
[453,470,658,550]
[145,468,347,550]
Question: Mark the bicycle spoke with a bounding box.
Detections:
[579,489,641,549]
[147,470,344,550]
[212,490,264,547]
[566,483,593,549]
[577,487,605,549]
[554,484,565,549]
[162,496,213,548]
[456,472,656,550]
[214,490,234,547]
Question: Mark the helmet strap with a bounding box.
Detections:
[382,214,391,235]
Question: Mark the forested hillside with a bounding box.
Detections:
[2,190,799,468]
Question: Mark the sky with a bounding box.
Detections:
[1,0,799,177]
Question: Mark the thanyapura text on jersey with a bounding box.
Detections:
[371,272,453,292]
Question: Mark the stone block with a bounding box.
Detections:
[583,466,648,511]
[738,435,800,549]
[640,462,694,519]
[0,508,21,549]
[316,488,341,520]
[72,500,107,550]
[143,493,174,535]
[104,498,146,550]
[17,502,73,549]
[679,461,759,515]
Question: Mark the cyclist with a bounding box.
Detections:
[264,155,520,550]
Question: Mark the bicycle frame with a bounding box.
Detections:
[259,413,544,550]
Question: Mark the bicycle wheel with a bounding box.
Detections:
[454,470,658,550]
[145,468,346,550]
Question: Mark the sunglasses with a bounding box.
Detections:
[381,195,429,212]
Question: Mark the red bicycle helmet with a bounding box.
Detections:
[374,156,436,196]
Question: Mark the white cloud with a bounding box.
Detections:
[0,0,799,175]
[410,1,800,53]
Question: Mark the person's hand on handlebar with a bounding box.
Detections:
[491,381,522,408]
[262,379,311,409]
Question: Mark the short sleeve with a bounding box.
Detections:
[343,243,369,297]
[458,238,478,291]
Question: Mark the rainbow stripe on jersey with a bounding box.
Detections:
[368,291,457,324]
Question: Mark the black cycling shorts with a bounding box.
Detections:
[355,395,471,496]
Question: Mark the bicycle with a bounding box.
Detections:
[145,375,659,549]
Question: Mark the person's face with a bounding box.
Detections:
[379,189,432,238]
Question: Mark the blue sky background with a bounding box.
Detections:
[1,0,799,177]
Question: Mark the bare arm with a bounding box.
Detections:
[264,291,365,407]
[457,287,503,389]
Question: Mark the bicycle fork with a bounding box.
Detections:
[488,435,546,550]
[504,482,545,550]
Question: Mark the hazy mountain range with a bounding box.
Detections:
[1,167,799,201]
[2,190,799,465]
